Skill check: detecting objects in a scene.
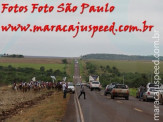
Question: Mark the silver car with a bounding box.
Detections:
[143,87,160,102]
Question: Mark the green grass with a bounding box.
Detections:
[0,63,65,72]
[129,88,137,97]
[86,60,163,73]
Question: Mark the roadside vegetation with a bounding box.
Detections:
[129,88,137,97]
[86,59,163,73]
[0,58,73,121]
[0,58,73,85]
[79,60,163,89]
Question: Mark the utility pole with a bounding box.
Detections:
[123,75,124,84]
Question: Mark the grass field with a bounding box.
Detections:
[84,59,163,73]
[0,58,74,83]
[0,63,66,71]
[0,58,74,73]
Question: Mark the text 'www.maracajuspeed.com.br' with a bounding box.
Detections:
[1,21,154,38]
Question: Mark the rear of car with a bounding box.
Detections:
[67,83,75,94]
[86,82,90,88]
[104,85,109,96]
[82,83,87,86]
[104,84,116,96]
[143,88,159,102]
[111,84,129,100]
[90,81,101,91]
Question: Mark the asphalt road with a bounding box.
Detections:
[64,62,163,122]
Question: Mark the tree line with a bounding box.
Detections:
[1,53,24,58]
[83,62,163,88]
[0,65,69,85]
[81,54,163,61]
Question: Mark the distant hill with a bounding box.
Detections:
[81,54,163,61]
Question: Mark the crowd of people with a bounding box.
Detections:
[12,81,86,100]
[12,81,63,92]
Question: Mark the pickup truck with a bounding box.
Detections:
[110,84,129,100]
[90,81,101,91]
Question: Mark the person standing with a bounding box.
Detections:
[139,85,145,101]
[62,82,67,98]
[78,85,86,99]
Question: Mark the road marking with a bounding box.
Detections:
[75,87,85,122]
[116,100,123,103]
[74,94,80,122]
[134,108,143,112]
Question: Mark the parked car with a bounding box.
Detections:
[143,87,160,102]
[110,84,129,100]
[86,82,90,88]
[82,82,87,86]
[76,82,81,86]
[67,82,75,94]
[104,85,109,96]
[90,81,101,91]
[136,83,161,98]
[104,82,117,96]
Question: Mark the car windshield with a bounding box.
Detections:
[92,82,99,84]
[111,83,117,85]
[115,85,127,89]
[149,88,160,92]
[149,84,161,87]
[68,83,73,86]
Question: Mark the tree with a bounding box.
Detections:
[40,66,45,72]
[62,59,68,64]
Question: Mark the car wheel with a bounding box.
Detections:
[125,96,129,100]
[91,88,93,91]
[99,89,101,91]
[145,96,149,102]
[104,92,107,96]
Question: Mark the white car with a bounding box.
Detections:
[143,87,160,102]
[67,83,75,94]
[90,81,101,91]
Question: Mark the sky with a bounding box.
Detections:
[0,0,162,57]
